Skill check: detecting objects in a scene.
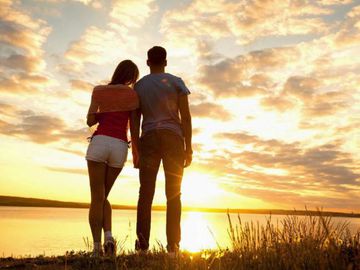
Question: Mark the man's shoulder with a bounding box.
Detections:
[135,73,185,92]
[138,73,181,81]
[137,74,151,82]
[135,74,152,89]
[160,73,185,87]
[164,73,182,81]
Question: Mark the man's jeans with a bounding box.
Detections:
[136,129,184,250]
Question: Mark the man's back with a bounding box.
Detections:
[133,46,192,253]
[135,73,190,137]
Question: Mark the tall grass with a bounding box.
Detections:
[225,210,360,269]
[1,210,359,269]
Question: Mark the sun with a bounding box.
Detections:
[181,171,224,207]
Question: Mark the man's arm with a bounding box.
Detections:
[178,94,192,167]
[130,108,141,168]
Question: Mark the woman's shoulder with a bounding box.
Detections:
[93,84,132,92]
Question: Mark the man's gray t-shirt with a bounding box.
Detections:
[134,73,190,137]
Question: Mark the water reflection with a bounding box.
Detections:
[181,212,217,252]
[0,207,359,257]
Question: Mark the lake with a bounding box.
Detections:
[1,206,359,257]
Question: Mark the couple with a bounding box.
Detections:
[85,46,193,256]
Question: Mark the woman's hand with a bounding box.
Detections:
[86,113,98,127]
[130,109,141,169]
[132,147,140,169]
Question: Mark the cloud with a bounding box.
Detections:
[0,0,358,212]
[215,132,359,186]
[161,1,231,51]
[193,6,359,115]
[46,166,87,175]
[282,76,352,118]
[227,1,333,43]
[334,120,360,135]
[35,0,102,9]
[318,0,353,5]
[109,0,157,28]
[0,0,51,57]
[65,26,127,65]
[302,91,350,117]
[70,79,94,92]
[0,102,16,116]
[0,114,65,143]
[198,47,299,97]
[196,132,360,208]
[73,0,102,9]
[190,9,359,205]
[260,95,295,112]
[234,187,360,210]
[190,102,232,120]
[0,54,43,72]
[61,128,89,143]
[333,5,360,47]
[0,1,52,96]
[0,73,49,93]
[64,0,157,67]
[196,40,223,63]
[283,76,321,101]
[56,147,85,157]
[0,108,88,144]
[160,0,338,48]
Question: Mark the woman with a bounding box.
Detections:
[85,60,139,256]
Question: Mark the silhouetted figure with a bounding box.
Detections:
[131,46,193,254]
[85,60,139,256]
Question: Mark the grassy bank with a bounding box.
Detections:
[1,211,359,269]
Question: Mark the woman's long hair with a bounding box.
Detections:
[109,60,139,86]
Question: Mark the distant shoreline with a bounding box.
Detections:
[1,195,359,218]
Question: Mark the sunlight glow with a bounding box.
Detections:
[181,212,217,252]
[0,0,358,213]
[182,172,225,206]
[251,165,289,176]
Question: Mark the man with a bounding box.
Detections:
[130,46,192,254]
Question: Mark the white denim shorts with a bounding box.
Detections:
[85,135,128,168]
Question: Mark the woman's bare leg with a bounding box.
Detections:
[103,166,122,234]
[87,160,107,246]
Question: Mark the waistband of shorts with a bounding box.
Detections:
[92,134,128,145]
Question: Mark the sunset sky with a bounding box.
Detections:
[0,0,359,212]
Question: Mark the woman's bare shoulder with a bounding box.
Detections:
[93,84,131,92]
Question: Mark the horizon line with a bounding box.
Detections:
[0,195,359,218]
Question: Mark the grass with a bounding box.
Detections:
[1,210,359,269]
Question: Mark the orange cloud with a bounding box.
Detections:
[0,108,88,144]
[198,132,360,210]
[160,0,340,47]
[0,1,52,96]
[70,79,94,92]
[65,0,157,67]
[191,102,232,120]
[334,5,360,47]
[198,47,299,97]
[0,0,51,57]
[110,0,157,28]
[0,73,49,93]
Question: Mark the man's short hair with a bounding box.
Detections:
[147,46,167,65]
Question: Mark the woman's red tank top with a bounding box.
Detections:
[93,111,130,142]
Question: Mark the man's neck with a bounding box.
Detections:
[150,66,165,74]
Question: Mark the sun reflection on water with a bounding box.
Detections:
[181,211,217,252]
